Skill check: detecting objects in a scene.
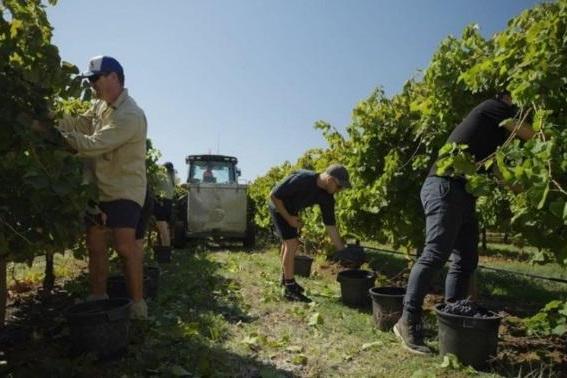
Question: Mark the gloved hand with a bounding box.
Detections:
[333,245,367,268]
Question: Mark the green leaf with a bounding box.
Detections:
[440,354,462,369]
[552,324,567,336]
[559,303,567,316]
[241,335,259,347]
[549,200,565,219]
[438,143,455,156]
[543,300,563,311]
[291,354,308,365]
[10,19,24,38]
[61,61,79,74]
[537,183,549,209]
[308,312,323,326]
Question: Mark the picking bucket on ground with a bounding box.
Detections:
[294,255,314,277]
[154,246,172,263]
[107,275,129,299]
[435,303,503,369]
[65,298,131,359]
[369,287,405,331]
[107,273,154,299]
[337,269,375,307]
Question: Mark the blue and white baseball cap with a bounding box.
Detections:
[79,55,124,78]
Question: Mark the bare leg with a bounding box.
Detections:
[156,221,171,247]
[113,228,144,301]
[282,238,299,280]
[86,225,109,297]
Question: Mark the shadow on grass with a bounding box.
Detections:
[1,250,296,377]
[181,234,276,255]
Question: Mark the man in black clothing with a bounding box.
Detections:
[394,92,534,355]
[270,164,351,302]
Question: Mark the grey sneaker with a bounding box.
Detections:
[393,318,432,355]
[130,299,148,320]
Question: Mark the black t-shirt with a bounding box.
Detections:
[270,170,336,225]
[429,98,518,176]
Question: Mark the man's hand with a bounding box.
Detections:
[31,119,76,152]
[501,119,535,141]
[271,195,300,228]
[326,225,345,251]
[286,215,302,229]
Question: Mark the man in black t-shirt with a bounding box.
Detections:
[270,164,351,302]
[394,92,534,355]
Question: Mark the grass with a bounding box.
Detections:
[2,241,565,377]
[480,242,567,280]
[156,245,487,377]
[7,252,86,293]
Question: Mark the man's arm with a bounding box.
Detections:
[270,193,300,228]
[61,113,141,158]
[502,120,535,141]
[57,108,96,134]
[325,225,345,251]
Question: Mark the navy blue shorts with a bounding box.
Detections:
[269,206,298,240]
[85,199,145,239]
[154,198,173,221]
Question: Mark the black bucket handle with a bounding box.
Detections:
[337,269,376,282]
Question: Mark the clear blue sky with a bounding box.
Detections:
[47,0,541,181]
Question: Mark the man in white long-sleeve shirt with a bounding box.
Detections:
[57,56,148,319]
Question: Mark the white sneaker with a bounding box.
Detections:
[129,299,148,320]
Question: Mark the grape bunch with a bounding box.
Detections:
[333,245,367,268]
[442,299,494,318]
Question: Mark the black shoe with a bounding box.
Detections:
[281,277,305,293]
[393,317,432,355]
[283,282,311,302]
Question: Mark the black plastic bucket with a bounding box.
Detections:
[154,246,172,263]
[294,255,314,277]
[107,274,153,299]
[65,298,131,359]
[435,303,503,368]
[369,287,406,331]
[107,275,129,299]
[337,269,375,307]
[144,266,160,300]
